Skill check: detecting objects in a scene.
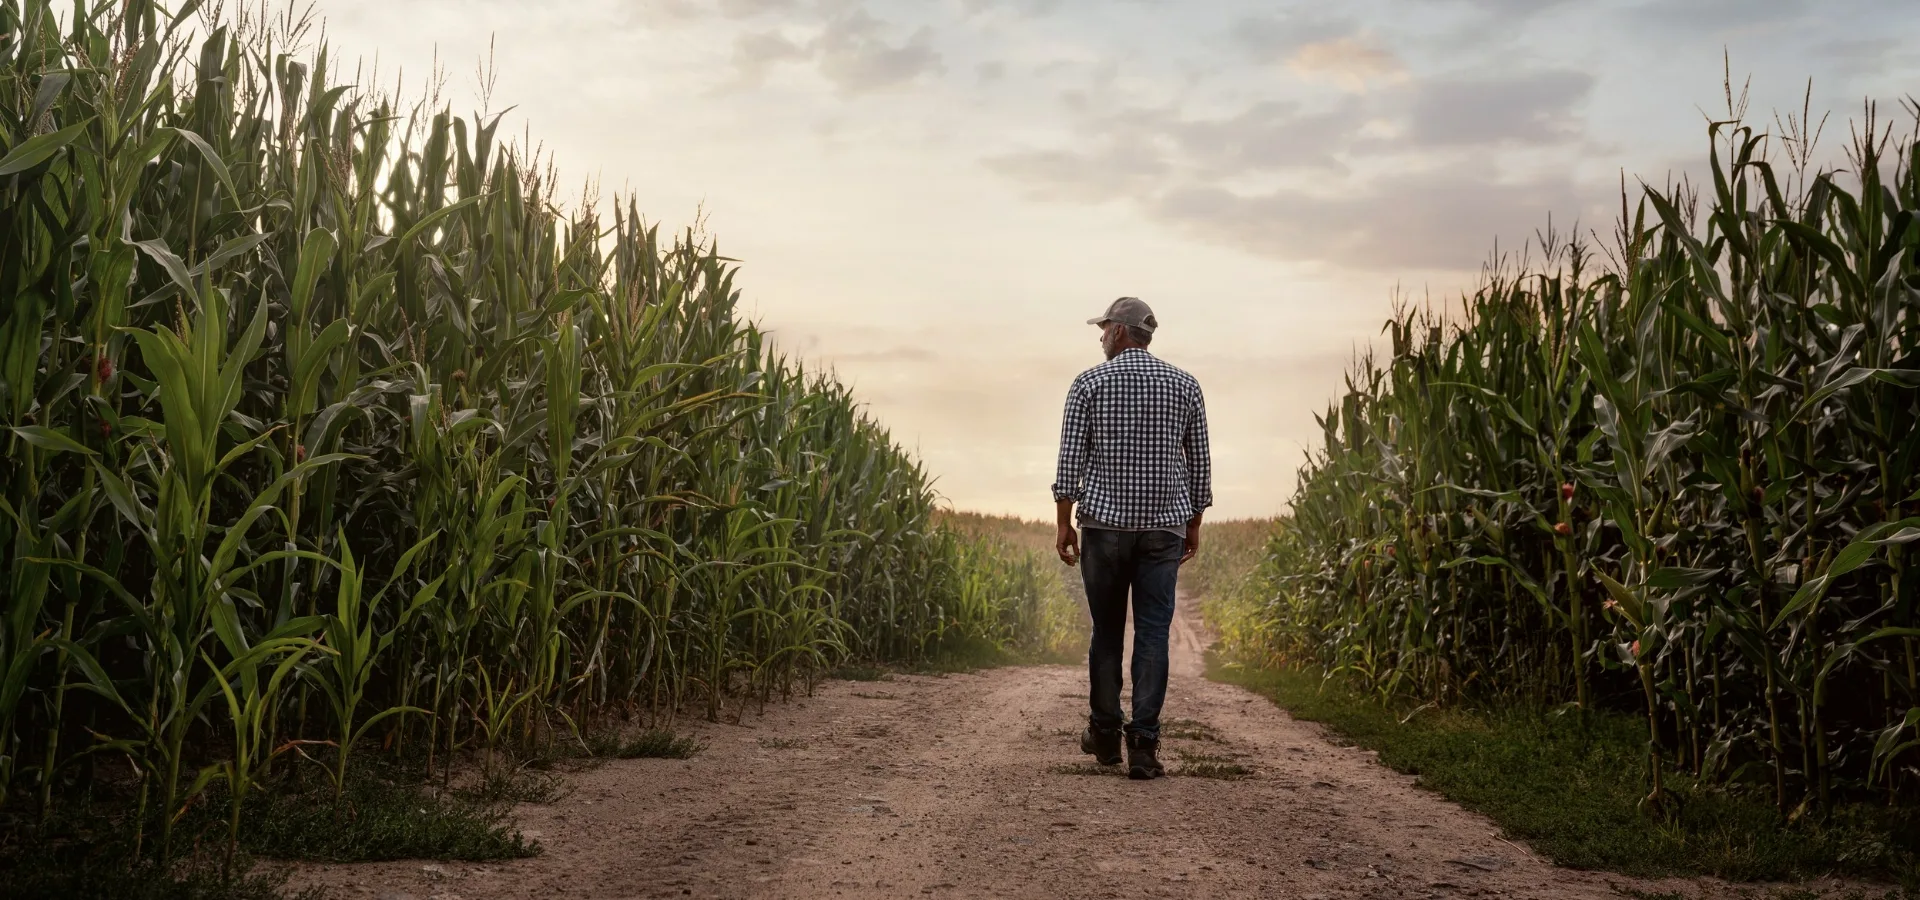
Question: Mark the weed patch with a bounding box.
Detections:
[216,765,539,863]
[1177,761,1253,780]
[1173,749,1242,764]
[557,727,698,762]
[1050,763,1124,777]
[1162,718,1225,742]
[458,767,569,805]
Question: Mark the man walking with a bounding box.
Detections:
[1052,297,1212,780]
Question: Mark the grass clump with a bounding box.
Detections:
[566,727,703,761]
[1050,763,1123,777]
[457,767,570,805]
[205,765,539,863]
[1176,761,1252,780]
[1172,749,1240,763]
[1212,654,1920,883]
[1161,718,1225,742]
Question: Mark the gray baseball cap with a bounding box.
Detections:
[1087,296,1157,334]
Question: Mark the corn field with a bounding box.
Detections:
[1219,98,1920,815]
[0,0,1065,857]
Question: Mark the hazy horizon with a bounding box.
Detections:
[286,0,1918,519]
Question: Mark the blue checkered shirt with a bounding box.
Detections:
[1051,348,1213,529]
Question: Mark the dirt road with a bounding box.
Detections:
[292,605,1835,900]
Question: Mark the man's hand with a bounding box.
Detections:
[1055,498,1080,567]
[1180,516,1202,565]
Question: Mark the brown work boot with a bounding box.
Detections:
[1081,725,1122,766]
[1126,732,1164,780]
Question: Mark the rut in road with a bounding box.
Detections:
[293,603,1815,900]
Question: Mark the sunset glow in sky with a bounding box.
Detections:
[308,0,1917,519]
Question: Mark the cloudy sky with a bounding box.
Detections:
[308,0,1918,519]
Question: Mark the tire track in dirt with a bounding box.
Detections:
[290,599,1864,900]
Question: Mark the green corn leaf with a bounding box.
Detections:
[395,194,483,248]
[290,319,351,417]
[1594,570,1646,628]
[0,119,90,176]
[1647,567,1722,590]
[1771,520,1920,628]
[30,72,71,124]
[24,558,155,637]
[349,704,428,747]
[1776,218,1867,299]
[190,231,272,277]
[289,227,337,327]
[131,238,198,300]
[10,425,96,455]
[1870,709,1920,783]
[43,638,131,714]
[1795,367,1920,419]
[163,126,241,204]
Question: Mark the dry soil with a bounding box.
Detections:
[289,603,1879,900]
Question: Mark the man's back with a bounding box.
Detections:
[1052,347,1211,531]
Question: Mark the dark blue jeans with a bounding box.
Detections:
[1080,527,1183,742]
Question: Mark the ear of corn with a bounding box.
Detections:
[0,0,1068,854]
[1217,103,1920,812]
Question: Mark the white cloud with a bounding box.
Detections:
[716,0,797,17]
[1149,165,1594,270]
[812,8,944,92]
[987,139,1171,203]
[1405,69,1594,146]
[724,4,944,93]
[1286,35,1408,92]
[981,62,1607,270]
[732,29,809,84]
[1231,11,1357,64]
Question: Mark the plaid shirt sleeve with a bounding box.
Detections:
[1183,381,1213,513]
[1051,376,1091,503]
